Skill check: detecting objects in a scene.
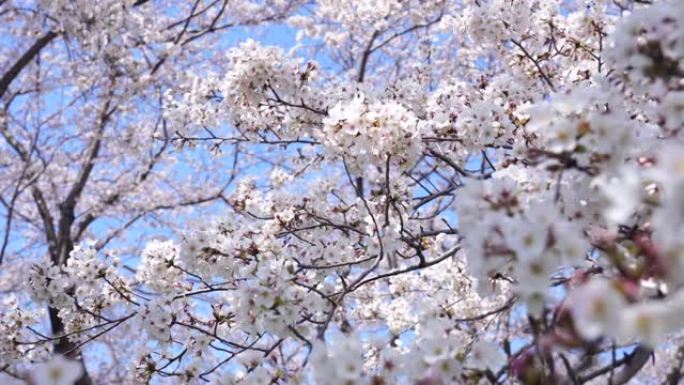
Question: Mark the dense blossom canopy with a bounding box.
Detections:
[1,0,684,384]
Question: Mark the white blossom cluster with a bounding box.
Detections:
[321,95,422,171]
[165,39,325,142]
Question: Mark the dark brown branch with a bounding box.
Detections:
[0,31,57,99]
[357,30,379,83]
[510,38,557,92]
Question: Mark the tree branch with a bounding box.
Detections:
[0,31,57,99]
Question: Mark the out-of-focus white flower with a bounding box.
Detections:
[469,340,506,371]
[568,278,626,340]
[621,302,671,347]
[31,355,83,385]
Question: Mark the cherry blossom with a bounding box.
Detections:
[2,0,684,384]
